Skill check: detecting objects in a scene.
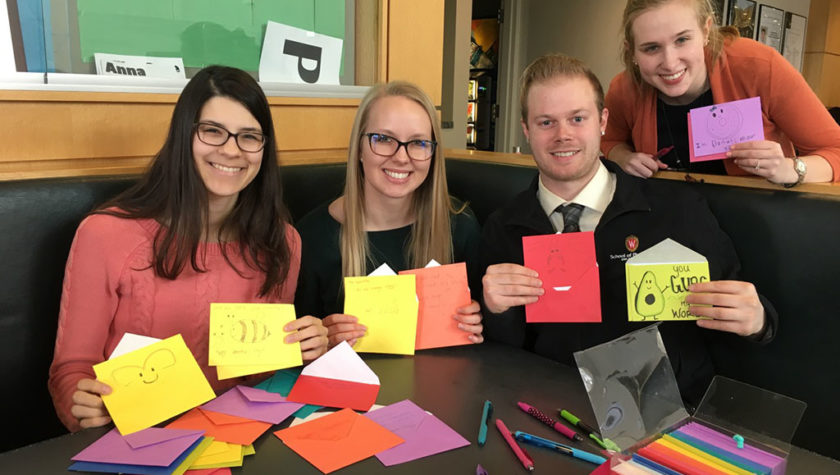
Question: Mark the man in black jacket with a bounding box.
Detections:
[480,54,774,404]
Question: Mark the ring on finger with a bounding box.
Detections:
[754,161,761,171]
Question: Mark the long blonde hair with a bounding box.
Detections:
[341,81,460,277]
[620,0,727,86]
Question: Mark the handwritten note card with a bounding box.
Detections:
[400,262,472,350]
[625,238,710,321]
[93,334,216,435]
[209,303,302,376]
[344,275,418,355]
[689,96,764,162]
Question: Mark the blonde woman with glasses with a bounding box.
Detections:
[295,82,484,347]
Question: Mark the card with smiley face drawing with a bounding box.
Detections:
[94,334,216,435]
[688,96,764,162]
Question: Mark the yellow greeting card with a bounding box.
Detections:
[344,275,418,355]
[625,238,710,322]
[94,334,216,435]
[209,303,302,375]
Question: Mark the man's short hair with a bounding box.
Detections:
[520,54,605,123]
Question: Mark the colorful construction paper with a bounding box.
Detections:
[72,427,204,467]
[286,341,380,411]
[94,334,216,435]
[688,97,764,162]
[638,442,731,475]
[254,369,322,418]
[187,440,248,469]
[675,422,784,472]
[201,385,303,424]
[522,232,601,323]
[208,303,302,373]
[344,275,419,354]
[667,431,771,474]
[364,399,470,466]
[274,408,404,473]
[659,435,753,474]
[166,408,271,446]
[69,436,212,475]
[399,262,473,350]
[625,238,710,322]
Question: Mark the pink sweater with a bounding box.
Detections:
[48,213,300,432]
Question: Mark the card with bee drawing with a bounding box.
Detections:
[209,303,302,369]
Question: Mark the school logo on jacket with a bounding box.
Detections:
[625,235,639,252]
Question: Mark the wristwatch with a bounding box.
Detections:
[784,157,806,188]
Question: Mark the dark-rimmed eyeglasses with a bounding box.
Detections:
[363,133,436,161]
[194,122,266,153]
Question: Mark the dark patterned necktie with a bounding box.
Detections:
[558,203,585,233]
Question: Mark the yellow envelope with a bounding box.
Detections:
[208,303,302,369]
[344,275,418,355]
[625,238,710,322]
[94,334,216,435]
[188,440,246,469]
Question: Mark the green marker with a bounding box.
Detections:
[558,409,607,449]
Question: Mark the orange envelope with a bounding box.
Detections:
[274,408,403,473]
[399,262,472,349]
[522,231,602,323]
[165,407,271,446]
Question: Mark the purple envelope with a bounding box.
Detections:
[364,399,470,466]
[201,385,304,424]
[72,427,204,466]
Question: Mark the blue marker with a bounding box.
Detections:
[514,431,607,465]
[477,400,493,446]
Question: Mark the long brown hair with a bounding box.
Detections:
[341,81,461,277]
[97,66,293,299]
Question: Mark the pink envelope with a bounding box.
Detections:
[523,232,602,323]
[72,427,204,466]
[201,385,303,424]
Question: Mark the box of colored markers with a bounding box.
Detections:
[574,325,806,474]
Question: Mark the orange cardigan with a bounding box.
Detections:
[602,37,840,182]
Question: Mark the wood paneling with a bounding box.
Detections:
[0,0,450,181]
[445,149,840,197]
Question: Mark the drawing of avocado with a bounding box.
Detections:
[634,271,665,319]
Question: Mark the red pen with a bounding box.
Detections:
[496,418,534,471]
[518,401,583,442]
[655,146,674,159]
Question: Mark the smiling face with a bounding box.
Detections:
[360,95,433,204]
[631,0,712,105]
[192,95,264,213]
[521,76,608,199]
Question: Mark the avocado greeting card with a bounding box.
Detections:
[625,239,710,321]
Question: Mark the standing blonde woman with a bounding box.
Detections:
[603,0,840,185]
[295,82,484,347]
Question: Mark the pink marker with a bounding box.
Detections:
[517,402,583,442]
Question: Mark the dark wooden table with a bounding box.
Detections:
[2,342,838,473]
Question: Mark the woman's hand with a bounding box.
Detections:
[71,378,112,429]
[322,313,367,348]
[609,144,669,178]
[285,316,329,362]
[454,300,484,343]
[729,140,797,184]
[687,280,765,337]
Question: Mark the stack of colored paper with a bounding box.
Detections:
[68,427,211,475]
[634,422,783,475]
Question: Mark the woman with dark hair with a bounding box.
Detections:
[48,66,328,432]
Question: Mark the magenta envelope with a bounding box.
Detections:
[72,427,204,466]
[201,385,304,424]
[522,232,602,323]
[364,399,470,466]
